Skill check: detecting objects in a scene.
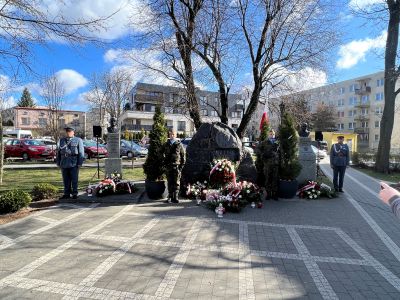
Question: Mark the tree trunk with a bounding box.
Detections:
[237,83,262,139]
[0,113,4,185]
[375,3,400,173]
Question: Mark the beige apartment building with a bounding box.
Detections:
[1,106,87,138]
[261,71,400,153]
[120,83,245,136]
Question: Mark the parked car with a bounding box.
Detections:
[119,140,148,158]
[242,141,259,150]
[82,139,108,159]
[37,139,57,152]
[311,145,327,159]
[4,138,55,160]
[181,137,192,149]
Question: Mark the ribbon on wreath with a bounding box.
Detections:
[296,181,317,196]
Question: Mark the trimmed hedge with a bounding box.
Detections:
[0,190,32,214]
[31,183,59,201]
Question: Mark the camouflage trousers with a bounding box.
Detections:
[263,163,279,195]
[166,166,182,194]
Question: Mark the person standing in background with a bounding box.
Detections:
[330,136,350,192]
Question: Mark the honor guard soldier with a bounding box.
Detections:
[330,135,350,192]
[256,129,279,200]
[163,130,186,203]
[56,126,84,199]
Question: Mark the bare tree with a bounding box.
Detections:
[104,69,133,121]
[311,103,337,132]
[234,0,338,138]
[131,0,203,129]
[373,1,400,173]
[0,1,118,186]
[0,78,13,184]
[41,74,65,143]
[84,73,109,131]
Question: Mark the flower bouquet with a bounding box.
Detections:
[115,181,137,194]
[186,181,208,200]
[236,181,261,203]
[209,159,236,188]
[95,179,116,197]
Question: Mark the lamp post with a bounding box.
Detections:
[279,101,285,125]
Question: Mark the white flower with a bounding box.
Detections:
[239,195,242,198]
[204,180,207,184]
[309,195,312,199]
[312,189,315,192]
[314,195,317,199]
[246,190,250,194]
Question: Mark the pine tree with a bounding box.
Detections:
[278,112,302,180]
[17,88,35,107]
[143,106,168,181]
[259,121,270,141]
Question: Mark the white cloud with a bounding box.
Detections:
[349,0,384,10]
[336,30,387,69]
[40,0,153,40]
[55,69,88,94]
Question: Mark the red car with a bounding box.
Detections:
[4,139,55,161]
[83,140,108,159]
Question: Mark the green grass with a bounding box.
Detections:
[353,167,400,183]
[0,167,145,193]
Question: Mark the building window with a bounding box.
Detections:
[339,87,345,94]
[337,99,344,106]
[74,114,79,117]
[136,119,141,125]
[201,109,208,116]
[349,84,356,92]
[361,121,368,128]
[348,110,357,117]
[349,96,357,106]
[375,120,381,128]
[177,121,186,131]
[348,122,356,129]
[21,117,30,125]
[210,110,218,117]
[361,108,369,115]
[231,124,238,129]
[59,119,65,127]
[165,107,173,114]
[231,111,242,118]
[377,78,384,87]
[337,123,344,130]
[375,106,383,114]
[361,95,369,103]
[375,134,379,141]
[146,91,162,97]
[375,92,384,101]
[337,111,344,117]
[38,118,47,126]
[199,96,207,104]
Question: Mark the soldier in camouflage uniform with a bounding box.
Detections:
[256,129,279,200]
[163,130,186,203]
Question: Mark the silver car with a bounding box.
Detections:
[120,140,148,158]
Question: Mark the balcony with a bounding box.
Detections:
[354,115,369,121]
[355,86,371,95]
[355,101,370,108]
[354,127,369,134]
[134,94,164,104]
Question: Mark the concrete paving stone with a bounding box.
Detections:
[296,228,362,259]
[95,214,152,237]
[0,286,63,299]
[195,222,239,249]
[26,238,122,284]
[0,217,49,240]
[143,217,196,243]
[93,243,178,294]
[248,225,298,254]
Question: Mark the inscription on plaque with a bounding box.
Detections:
[107,133,120,159]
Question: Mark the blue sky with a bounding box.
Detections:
[0,0,389,111]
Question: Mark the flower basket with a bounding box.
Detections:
[209,159,236,189]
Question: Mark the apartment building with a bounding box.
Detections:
[1,106,86,137]
[120,83,245,136]
[262,71,400,153]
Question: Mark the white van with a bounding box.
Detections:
[3,129,33,139]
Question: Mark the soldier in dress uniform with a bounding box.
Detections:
[163,130,186,203]
[330,135,350,192]
[56,126,85,200]
[256,129,279,200]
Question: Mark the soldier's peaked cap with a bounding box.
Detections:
[64,126,75,131]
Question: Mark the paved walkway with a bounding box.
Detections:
[1,160,400,299]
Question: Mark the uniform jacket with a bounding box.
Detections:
[56,137,85,168]
[330,143,350,167]
[163,139,186,169]
[258,138,279,165]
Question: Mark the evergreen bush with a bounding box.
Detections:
[0,190,32,214]
[143,106,168,181]
[31,183,59,201]
[279,112,302,180]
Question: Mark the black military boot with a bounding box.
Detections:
[171,192,179,203]
[164,193,172,203]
